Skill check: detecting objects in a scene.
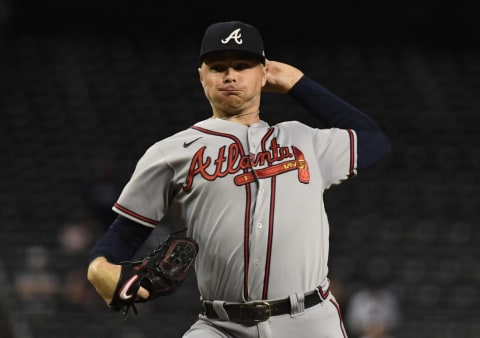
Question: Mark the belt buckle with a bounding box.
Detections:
[239,301,271,324]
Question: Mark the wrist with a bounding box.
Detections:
[87,256,108,282]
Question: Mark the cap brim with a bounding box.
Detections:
[199,50,265,65]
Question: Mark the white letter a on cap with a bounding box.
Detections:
[221,29,243,45]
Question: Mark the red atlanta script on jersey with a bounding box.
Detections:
[182,139,309,192]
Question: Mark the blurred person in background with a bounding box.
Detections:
[14,245,60,316]
[345,258,401,338]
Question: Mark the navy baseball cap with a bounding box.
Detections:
[199,21,266,64]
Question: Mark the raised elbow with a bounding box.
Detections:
[356,130,392,170]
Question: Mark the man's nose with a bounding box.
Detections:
[223,68,237,82]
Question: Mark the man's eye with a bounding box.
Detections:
[211,65,226,72]
[209,62,253,72]
[234,63,249,70]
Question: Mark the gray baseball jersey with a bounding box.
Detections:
[113,117,357,303]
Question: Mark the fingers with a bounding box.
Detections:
[263,61,303,93]
[137,286,150,300]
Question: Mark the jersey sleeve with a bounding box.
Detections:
[112,144,173,227]
[316,127,357,190]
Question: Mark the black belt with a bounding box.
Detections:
[203,289,328,325]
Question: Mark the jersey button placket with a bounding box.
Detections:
[247,127,270,299]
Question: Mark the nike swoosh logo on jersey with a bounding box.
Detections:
[183,137,202,148]
[119,274,139,300]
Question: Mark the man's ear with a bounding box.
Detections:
[262,63,268,87]
[198,67,204,86]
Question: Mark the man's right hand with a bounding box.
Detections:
[263,60,304,94]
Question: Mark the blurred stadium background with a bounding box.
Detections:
[0,1,479,337]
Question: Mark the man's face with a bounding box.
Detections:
[198,51,267,116]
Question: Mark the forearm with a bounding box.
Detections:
[88,215,153,264]
[288,75,378,129]
[289,75,392,169]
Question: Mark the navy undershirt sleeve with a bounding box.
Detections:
[288,75,392,169]
[88,215,153,264]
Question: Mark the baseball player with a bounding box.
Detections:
[87,21,391,338]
